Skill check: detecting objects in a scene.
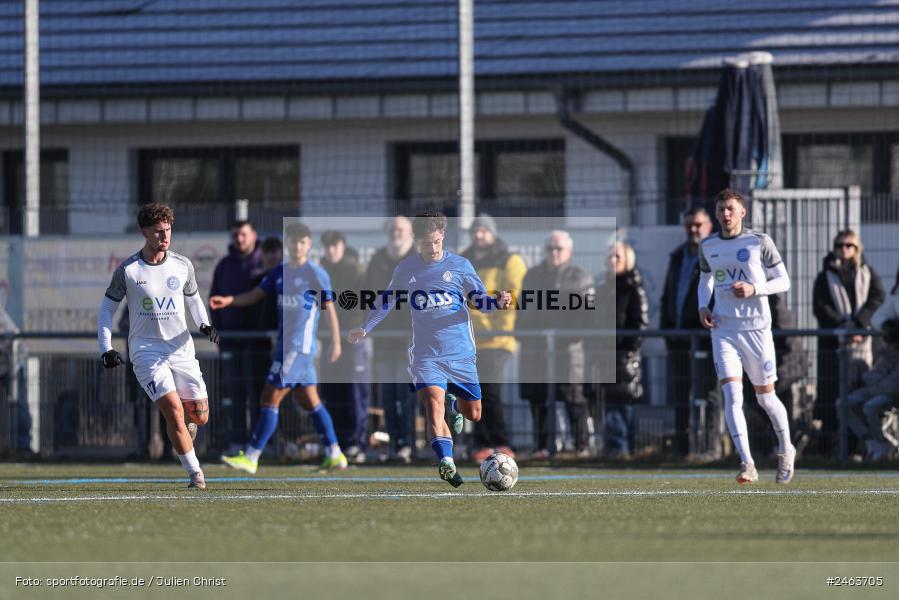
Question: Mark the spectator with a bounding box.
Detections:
[518,230,594,458]
[249,237,283,335]
[659,206,721,458]
[838,318,899,461]
[319,230,371,462]
[461,214,527,462]
[812,229,885,450]
[596,240,648,457]
[209,220,266,454]
[364,216,416,462]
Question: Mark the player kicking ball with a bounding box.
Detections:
[698,189,796,484]
[211,223,347,473]
[98,203,219,489]
[348,212,512,487]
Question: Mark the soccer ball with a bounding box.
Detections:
[479,452,518,491]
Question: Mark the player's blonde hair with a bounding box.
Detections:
[615,240,637,272]
[833,229,863,268]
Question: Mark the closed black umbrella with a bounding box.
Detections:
[686,52,782,209]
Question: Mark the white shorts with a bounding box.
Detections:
[711,328,778,387]
[132,350,208,402]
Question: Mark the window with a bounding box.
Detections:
[794,143,874,192]
[138,146,299,232]
[2,149,69,234]
[393,140,564,217]
[784,133,899,223]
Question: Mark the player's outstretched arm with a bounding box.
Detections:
[323,301,342,363]
[209,287,266,310]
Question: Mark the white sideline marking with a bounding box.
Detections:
[2,489,899,505]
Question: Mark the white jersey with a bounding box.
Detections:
[105,250,200,356]
[698,228,785,331]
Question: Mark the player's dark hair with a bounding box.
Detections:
[412,211,447,238]
[321,230,345,246]
[261,236,282,253]
[231,219,254,231]
[137,203,174,228]
[714,188,745,207]
[683,205,710,220]
[285,223,311,243]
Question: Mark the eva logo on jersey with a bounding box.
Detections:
[714,267,749,285]
[141,296,176,311]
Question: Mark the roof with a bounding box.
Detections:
[1,0,898,96]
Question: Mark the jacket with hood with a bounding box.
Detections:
[813,252,885,354]
[209,241,265,331]
[321,246,365,330]
[461,238,527,353]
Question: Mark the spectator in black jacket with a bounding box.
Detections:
[596,241,648,457]
[319,230,371,462]
[812,229,885,450]
[364,217,416,462]
[659,206,720,458]
[209,220,266,453]
[518,230,594,458]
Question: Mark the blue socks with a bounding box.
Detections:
[430,436,453,461]
[308,404,338,447]
[249,407,279,454]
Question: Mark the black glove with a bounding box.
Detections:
[101,349,124,369]
[200,324,219,344]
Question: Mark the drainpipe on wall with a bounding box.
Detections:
[554,88,638,226]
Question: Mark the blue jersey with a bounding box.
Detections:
[258,261,332,355]
[363,251,496,363]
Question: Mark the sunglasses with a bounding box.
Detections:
[834,242,857,249]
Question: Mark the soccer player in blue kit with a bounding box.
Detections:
[210,223,347,473]
[348,212,512,487]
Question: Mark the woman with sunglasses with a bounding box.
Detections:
[812,229,885,454]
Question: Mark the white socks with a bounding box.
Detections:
[178,448,202,476]
[245,446,262,462]
[328,443,342,458]
[722,381,753,465]
[756,391,793,455]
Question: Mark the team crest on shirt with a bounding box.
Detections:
[764,360,774,373]
[736,248,750,262]
[442,271,453,282]
[166,276,180,291]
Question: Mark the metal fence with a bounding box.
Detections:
[0,328,891,463]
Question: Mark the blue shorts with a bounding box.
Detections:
[267,347,317,389]
[409,356,481,401]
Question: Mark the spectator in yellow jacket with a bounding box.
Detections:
[461,214,527,461]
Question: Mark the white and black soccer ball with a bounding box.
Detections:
[479,452,518,491]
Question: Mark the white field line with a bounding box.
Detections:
[2,489,899,505]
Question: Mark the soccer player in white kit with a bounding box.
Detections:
[97,204,219,489]
[698,189,796,484]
